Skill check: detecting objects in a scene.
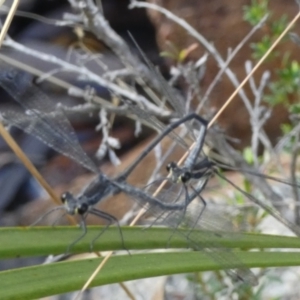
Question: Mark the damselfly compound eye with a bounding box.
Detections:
[166,161,176,172]
[77,203,88,215]
[166,163,171,172]
[60,192,68,204]
[61,191,74,204]
[181,171,191,183]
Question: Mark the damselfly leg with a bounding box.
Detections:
[60,191,127,253]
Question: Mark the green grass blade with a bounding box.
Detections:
[1,226,300,258]
[2,251,300,300]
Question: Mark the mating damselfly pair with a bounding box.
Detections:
[1,62,300,288]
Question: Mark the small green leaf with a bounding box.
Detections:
[160,51,176,60]
[243,0,269,26]
[243,147,254,165]
[290,103,300,114]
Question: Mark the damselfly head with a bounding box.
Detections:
[61,191,86,215]
[60,192,71,204]
[166,161,177,172]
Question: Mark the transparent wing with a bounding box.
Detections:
[129,33,186,119]
[0,67,98,173]
[141,177,188,224]
[126,179,258,286]
[177,211,258,286]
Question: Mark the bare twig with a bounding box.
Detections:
[2,37,170,117]
[0,3,75,27]
[0,0,19,47]
[68,0,180,103]
[244,61,272,166]
[196,14,269,113]
[130,0,252,110]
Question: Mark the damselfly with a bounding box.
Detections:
[0,65,258,285]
